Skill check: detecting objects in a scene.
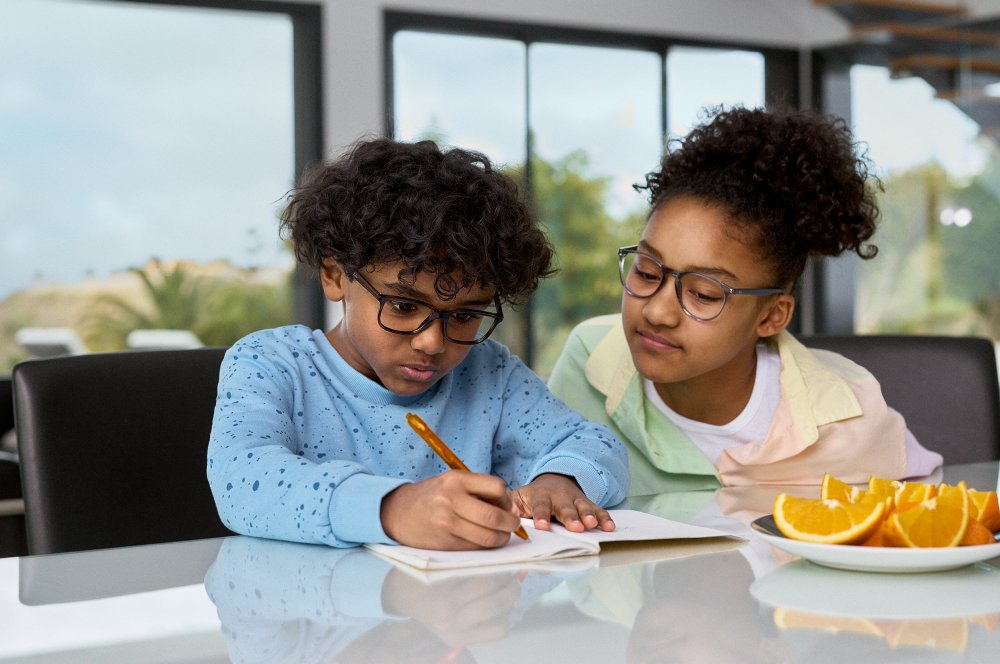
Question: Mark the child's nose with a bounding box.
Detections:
[642,279,683,327]
[411,318,447,355]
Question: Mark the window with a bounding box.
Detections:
[851,64,1000,340]
[391,18,773,373]
[0,0,318,372]
[666,46,765,137]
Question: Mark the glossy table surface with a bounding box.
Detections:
[2,462,999,663]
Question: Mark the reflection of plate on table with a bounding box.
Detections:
[751,558,1000,620]
[751,515,1000,573]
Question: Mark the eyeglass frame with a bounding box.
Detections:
[617,245,786,322]
[351,272,504,345]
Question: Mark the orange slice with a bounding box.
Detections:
[936,482,971,512]
[889,618,968,653]
[962,517,996,546]
[969,613,1000,632]
[773,607,882,637]
[968,489,1000,532]
[773,494,886,544]
[895,481,937,509]
[821,473,862,503]
[885,496,968,548]
[868,476,901,509]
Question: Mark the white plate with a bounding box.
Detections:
[751,515,1000,573]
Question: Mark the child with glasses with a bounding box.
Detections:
[548,106,941,494]
[207,138,628,549]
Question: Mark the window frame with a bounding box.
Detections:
[384,11,805,363]
[98,0,327,329]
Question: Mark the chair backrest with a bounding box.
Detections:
[12,348,233,554]
[801,334,1000,464]
[0,377,13,435]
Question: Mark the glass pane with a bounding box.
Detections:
[392,30,528,355]
[0,0,296,371]
[529,43,662,374]
[393,31,526,166]
[667,46,765,138]
[851,64,999,338]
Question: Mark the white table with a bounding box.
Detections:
[2,462,998,663]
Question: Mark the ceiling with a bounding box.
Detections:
[818,0,1000,136]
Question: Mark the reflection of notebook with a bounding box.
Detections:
[366,509,742,571]
[19,537,225,605]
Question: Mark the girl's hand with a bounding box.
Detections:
[380,470,523,550]
[512,473,616,533]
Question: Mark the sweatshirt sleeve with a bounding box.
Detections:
[494,351,629,506]
[206,341,407,548]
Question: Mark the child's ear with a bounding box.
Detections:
[756,294,795,338]
[319,259,349,302]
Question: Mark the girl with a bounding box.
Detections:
[549,107,941,495]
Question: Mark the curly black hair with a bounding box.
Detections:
[636,106,881,289]
[280,138,554,305]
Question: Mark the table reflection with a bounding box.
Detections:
[7,463,993,662]
[205,536,581,663]
[751,560,1000,660]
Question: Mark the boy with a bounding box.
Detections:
[207,138,628,549]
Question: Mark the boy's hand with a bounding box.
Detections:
[380,470,523,550]
[512,473,616,533]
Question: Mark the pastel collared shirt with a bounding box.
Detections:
[548,315,942,495]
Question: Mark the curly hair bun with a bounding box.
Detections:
[638,106,881,288]
[280,138,554,305]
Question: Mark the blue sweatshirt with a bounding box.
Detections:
[207,325,629,547]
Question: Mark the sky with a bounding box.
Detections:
[1,0,992,302]
[394,31,766,217]
[0,0,295,299]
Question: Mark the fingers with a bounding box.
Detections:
[437,471,523,548]
[381,472,524,550]
[516,474,617,533]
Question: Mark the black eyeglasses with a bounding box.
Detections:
[352,272,504,345]
[618,246,785,322]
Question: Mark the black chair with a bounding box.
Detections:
[0,376,27,558]
[12,348,233,554]
[801,334,1000,464]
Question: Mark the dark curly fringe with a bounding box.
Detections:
[280,138,555,306]
[636,106,882,289]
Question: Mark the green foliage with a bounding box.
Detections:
[82,259,292,350]
[505,151,646,374]
[859,157,1000,339]
[197,278,293,346]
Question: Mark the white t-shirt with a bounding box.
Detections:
[644,343,781,465]
[643,342,936,478]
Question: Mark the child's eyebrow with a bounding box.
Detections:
[636,240,740,282]
[384,281,495,308]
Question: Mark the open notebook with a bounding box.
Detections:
[365,509,741,571]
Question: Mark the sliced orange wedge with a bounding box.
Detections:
[773,494,886,544]
[895,481,937,509]
[968,489,1000,533]
[962,517,996,546]
[889,618,968,653]
[773,607,882,637]
[821,472,862,503]
[885,496,968,548]
[868,476,901,509]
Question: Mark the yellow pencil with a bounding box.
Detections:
[406,412,530,541]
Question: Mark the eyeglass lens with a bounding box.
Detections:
[378,297,499,343]
[620,252,728,320]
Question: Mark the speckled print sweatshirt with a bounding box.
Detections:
[207,325,629,548]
